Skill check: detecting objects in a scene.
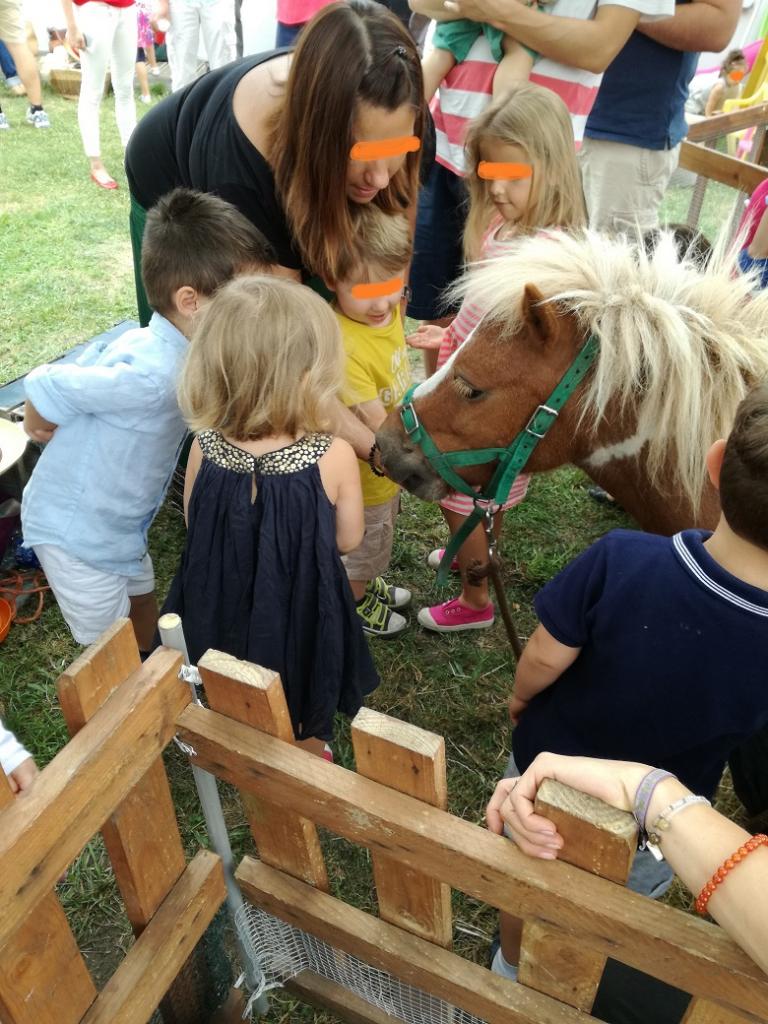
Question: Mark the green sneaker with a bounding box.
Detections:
[356,591,408,637]
[366,575,412,610]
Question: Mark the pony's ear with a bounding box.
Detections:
[521,284,558,347]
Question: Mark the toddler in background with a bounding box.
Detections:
[422,3,557,102]
[326,206,413,638]
[163,276,378,757]
[22,189,273,654]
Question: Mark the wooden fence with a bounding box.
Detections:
[1,620,766,1024]
[679,103,768,232]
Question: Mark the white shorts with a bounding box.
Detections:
[34,544,155,645]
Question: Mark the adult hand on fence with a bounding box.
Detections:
[486,752,652,858]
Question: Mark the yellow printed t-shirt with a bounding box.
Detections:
[338,306,412,506]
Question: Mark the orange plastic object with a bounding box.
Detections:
[0,597,13,643]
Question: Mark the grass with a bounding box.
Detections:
[0,86,748,1021]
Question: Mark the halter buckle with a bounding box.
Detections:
[400,400,420,437]
[525,404,559,439]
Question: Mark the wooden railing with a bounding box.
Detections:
[1,622,767,1024]
[679,104,768,231]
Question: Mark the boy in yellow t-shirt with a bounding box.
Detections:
[327,207,413,637]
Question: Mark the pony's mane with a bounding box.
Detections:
[451,229,768,509]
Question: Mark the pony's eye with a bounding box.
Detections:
[453,376,485,401]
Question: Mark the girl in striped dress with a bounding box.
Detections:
[408,83,586,632]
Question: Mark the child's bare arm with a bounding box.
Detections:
[183,438,204,526]
[349,398,389,433]
[23,399,58,443]
[320,439,365,554]
[509,623,581,722]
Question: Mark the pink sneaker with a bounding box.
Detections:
[427,548,460,573]
[417,596,494,632]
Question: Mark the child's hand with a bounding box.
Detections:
[23,400,58,443]
[406,324,446,351]
[8,757,39,794]
[508,693,529,724]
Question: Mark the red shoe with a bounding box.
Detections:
[417,596,494,632]
[90,171,118,190]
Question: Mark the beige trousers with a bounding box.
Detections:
[579,138,681,233]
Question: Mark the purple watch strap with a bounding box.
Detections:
[633,768,676,833]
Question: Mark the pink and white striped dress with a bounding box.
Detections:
[437,216,531,515]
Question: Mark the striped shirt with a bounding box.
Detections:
[432,0,675,174]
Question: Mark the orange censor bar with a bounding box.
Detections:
[351,277,404,300]
[350,136,421,161]
[478,161,533,180]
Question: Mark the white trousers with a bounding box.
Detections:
[76,2,138,159]
[167,0,236,92]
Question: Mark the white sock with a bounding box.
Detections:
[491,947,519,982]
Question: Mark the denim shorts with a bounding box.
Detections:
[407,161,468,321]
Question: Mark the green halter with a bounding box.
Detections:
[400,334,599,583]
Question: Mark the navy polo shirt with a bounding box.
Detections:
[512,530,768,797]
[584,3,698,151]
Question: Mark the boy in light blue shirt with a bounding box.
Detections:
[22,188,273,653]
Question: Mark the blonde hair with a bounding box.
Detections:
[335,207,413,282]
[179,276,343,440]
[463,82,586,260]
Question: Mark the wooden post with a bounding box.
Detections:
[0,767,97,1024]
[56,619,214,1024]
[517,779,637,1011]
[57,620,188,927]
[351,708,452,948]
[682,1001,759,1024]
[197,649,328,890]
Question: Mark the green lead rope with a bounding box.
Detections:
[400,335,599,585]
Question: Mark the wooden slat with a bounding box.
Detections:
[0,768,97,1024]
[177,704,768,1019]
[518,780,637,1011]
[57,619,188,928]
[287,970,404,1024]
[678,142,768,195]
[682,999,760,1023]
[237,857,589,1024]
[351,708,451,947]
[80,850,225,1024]
[686,103,768,141]
[534,780,637,884]
[197,649,328,890]
[0,647,187,950]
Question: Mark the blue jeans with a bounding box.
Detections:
[0,40,18,81]
[275,21,303,47]
[407,161,467,321]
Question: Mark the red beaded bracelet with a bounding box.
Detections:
[695,833,768,915]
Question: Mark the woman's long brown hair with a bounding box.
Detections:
[268,0,425,281]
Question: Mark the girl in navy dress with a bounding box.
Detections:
[166,276,379,756]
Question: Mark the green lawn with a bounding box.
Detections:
[0,88,747,1021]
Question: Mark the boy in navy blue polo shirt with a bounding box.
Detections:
[494,385,768,979]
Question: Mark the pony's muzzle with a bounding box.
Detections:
[376,414,449,502]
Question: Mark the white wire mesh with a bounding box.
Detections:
[236,903,490,1024]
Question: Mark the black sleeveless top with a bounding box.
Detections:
[162,431,379,742]
[125,51,303,271]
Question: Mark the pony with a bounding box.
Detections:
[377,230,768,534]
